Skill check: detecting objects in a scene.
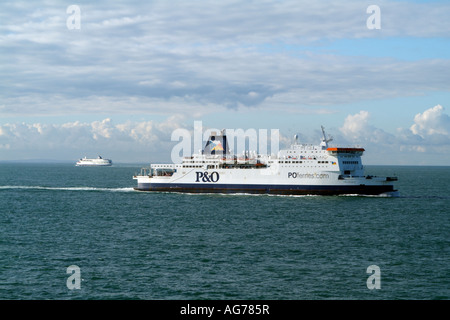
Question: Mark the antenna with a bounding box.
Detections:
[320,126,333,149]
[321,126,333,144]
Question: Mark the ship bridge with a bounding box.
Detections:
[326,147,365,156]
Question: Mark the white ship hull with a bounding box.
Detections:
[76,156,112,167]
[134,167,396,195]
[75,162,112,166]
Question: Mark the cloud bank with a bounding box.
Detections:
[1,105,449,164]
[0,115,186,162]
[338,105,450,164]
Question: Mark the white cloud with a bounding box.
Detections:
[339,110,395,147]
[91,118,113,140]
[395,104,450,154]
[340,110,371,139]
[340,105,450,148]
[336,105,450,163]
[410,104,450,138]
[0,116,187,162]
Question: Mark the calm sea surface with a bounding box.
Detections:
[0,163,449,300]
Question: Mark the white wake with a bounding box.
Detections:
[0,186,135,192]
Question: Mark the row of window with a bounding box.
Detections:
[286,150,322,153]
[343,161,359,164]
[182,162,334,167]
[279,161,303,164]
[279,160,330,164]
[184,161,216,163]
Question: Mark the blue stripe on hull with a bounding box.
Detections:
[135,182,395,195]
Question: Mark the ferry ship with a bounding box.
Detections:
[133,127,397,195]
[75,156,112,166]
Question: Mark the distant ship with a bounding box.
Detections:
[133,126,397,196]
[75,156,112,166]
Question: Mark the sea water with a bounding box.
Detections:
[0,163,449,299]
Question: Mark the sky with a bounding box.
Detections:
[1,0,450,165]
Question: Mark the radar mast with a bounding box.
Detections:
[320,126,333,149]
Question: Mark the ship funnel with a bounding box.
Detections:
[202,130,230,155]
